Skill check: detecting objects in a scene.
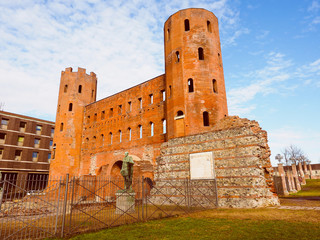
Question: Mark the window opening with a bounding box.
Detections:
[119,130,122,143]
[52,143,56,159]
[150,122,154,136]
[17,136,24,146]
[162,119,166,134]
[19,122,26,132]
[149,94,153,104]
[94,113,97,121]
[109,108,113,118]
[203,111,209,126]
[48,153,51,161]
[198,48,204,60]
[118,105,122,114]
[68,103,73,111]
[176,51,180,62]
[0,133,6,144]
[138,98,142,109]
[1,118,9,129]
[0,148,4,159]
[128,101,132,112]
[92,90,94,97]
[78,85,82,93]
[51,128,54,137]
[212,79,218,93]
[109,132,113,144]
[36,125,42,135]
[167,28,170,41]
[139,125,142,139]
[184,19,190,31]
[188,78,194,92]
[161,90,166,101]
[50,140,53,150]
[177,110,184,117]
[101,111,105,120]
[15,150,22,161]
[128,128,132,141]
[207,20,212,32]
[101,134,104,146]
[32,152,38,162]
[34,138,40,148]
[64,85,68,93]
[169,85,172,97]
[60,122,64,132]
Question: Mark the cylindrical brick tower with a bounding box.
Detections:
[164,8,228,140]
[49,67,97,177]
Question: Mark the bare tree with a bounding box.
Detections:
[0,102,4,111]
[281,145,309,165]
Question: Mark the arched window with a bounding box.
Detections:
[101,134,104,146]
[68,103,73,111]
[119,130,122,143]
[176,51,180,62]
[188,78,194,92]
[109,132,113,144]
[93,136,96,141]
[128,128,132,141]
[64,85,68,93]
[60,123,64,132]
[177,111,184,117]
[162,119,166,134]
[203,111,209,126]
[138,125,142,139]
[198,48,204,60]
[78,85,82,93]
[207,21,212,32]
[184,19,190,31]
[167,29,170,41]
[212,79,218,93]
[169,85,172,97]
[150,122,154,136]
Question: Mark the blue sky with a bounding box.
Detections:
[0,0,319,165]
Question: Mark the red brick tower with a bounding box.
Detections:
[164,8,228,140]
[50,67,97,177]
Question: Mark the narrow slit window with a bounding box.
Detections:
[161,90,166,101]
[101,111,105,120]
[128,128,132,141]
[109,132,113,144]
[184,19,190,31]
[139,125,142,139]
[94,113,97,121]
[162,119,166,134]
[149,94,153,104]
[92,90,94,97]
[118,105,122,114]
[119,130,122,142]
[177,110,184,117]
[109,108,113,118]
[167,29,170,41]
[78,85,82,93]
[212,79,218,93]
[64,85,68,93]
[188,78,194,92]
[128,101,132,112]
[68,103,73,111]
[207,20,212,32]
[176,51,180,62]
[203,111,209,126]
[60,122,64,131]
[101,134,104,145]
[169,85,172,97]
[198,48,204,60]
[138,98,142,109]
[150,122,154,136]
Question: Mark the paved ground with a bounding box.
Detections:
[270,206,320,210]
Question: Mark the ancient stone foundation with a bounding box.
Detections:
[153,116,280,208]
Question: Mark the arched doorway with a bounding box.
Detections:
[110,161,123,179]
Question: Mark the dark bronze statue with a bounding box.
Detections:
[120,152,134,192]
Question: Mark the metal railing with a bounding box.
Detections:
[0,174,218,239]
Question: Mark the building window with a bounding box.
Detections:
[87,115,90,124]
[198,48,204,60]
[101,134,104,146]
[0,148,3,159]
[169,85,172,97]
[20,122,27,132]
[101,111,105,120]
[109,108,113,118]
[128,101,132,112]
[17,136,24,146]
[149,94,153,104]
[78,85,82,93]
[60,123,64,132]
[92,90,95,97]
[150,122,154,136]
[138,125,142,139]
[212,79,218,93]
[119,130,122,143]
[49,140,53,150]
[162,119,166,134]
[52,143,56,159]
[36,125,42,135]
[34,138,40,148]
[207,20,212,32]
[15,150,22,161]
[177,111,184,117]
[48,153,51,161]
[32,152,38,162]
[0,133,6,144]
[188,78,194,92]
[68,103,73,111]
[128,128,132,141]
[64,84,68,93]
[184,19,190,31]
[203,111,209,126]
[109,132,113,144]
[138,98,142,109]
[167,28,170,41]
[1,118,9,129]
[94,113,97,121]
[161,90,166,101]
[118,105,122,115]
[176,51,180,62]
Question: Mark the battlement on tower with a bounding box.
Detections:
[62,67,96,77]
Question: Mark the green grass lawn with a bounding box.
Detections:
[289,179,320,197]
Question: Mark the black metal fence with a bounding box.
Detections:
[0,174,218,239]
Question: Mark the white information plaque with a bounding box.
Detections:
[189,152,215,180]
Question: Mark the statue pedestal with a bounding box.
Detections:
[115,192,136,214]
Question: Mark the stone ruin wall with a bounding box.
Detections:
[154,116,280,208]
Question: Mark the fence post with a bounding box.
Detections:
[0,174,7,211]
[54,176,63,236]
[69,176,75,229]
[61,174,70,238]
[214,179,219,208]
[141,176,144,221]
